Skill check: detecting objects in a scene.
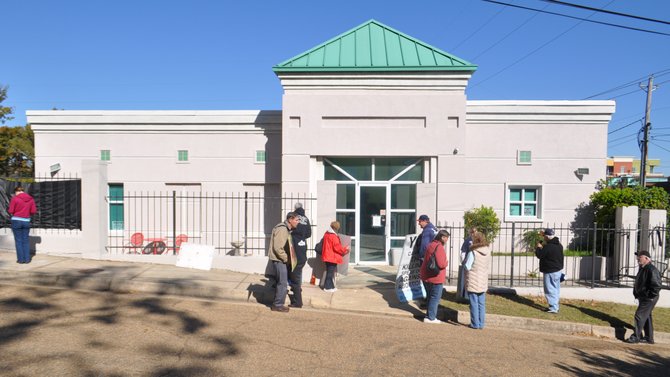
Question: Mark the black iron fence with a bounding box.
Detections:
[0,175,82,229]
[105,190,670,288]
[437,221,669,288]
[106,191,316,257]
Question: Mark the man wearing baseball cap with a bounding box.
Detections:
[535,228,564,313]
[625,250,662,344]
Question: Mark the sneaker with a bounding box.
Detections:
[270,306,289,313]
[423,318,442,324]
[640,337,655,345]
[625,336,640,344]
[324,288,338,293]
[547,309,559,314]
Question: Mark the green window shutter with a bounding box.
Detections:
[108,184,124,230]
[255,150,266,163]
[178,150,188,161]
[101,150,110,161]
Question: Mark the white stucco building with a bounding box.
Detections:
[26,20,615,266]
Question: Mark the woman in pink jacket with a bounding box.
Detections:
[419,229,450,323]
[8,186,37,264]
[320,221,349,292]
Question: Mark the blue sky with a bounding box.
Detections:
[3,0,670,173]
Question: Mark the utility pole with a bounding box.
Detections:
[640,75,654,188]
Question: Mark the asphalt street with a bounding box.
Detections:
[1,283,668,377]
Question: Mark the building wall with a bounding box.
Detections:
[31,110,282,193]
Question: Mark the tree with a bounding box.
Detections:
[589,186,670,225]
[0,125,34,177]
[0,85,34,177]
[463,205,501,244]
[0,85,14,124]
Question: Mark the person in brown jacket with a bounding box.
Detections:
[465,230,491,329]
[267,212,299,312]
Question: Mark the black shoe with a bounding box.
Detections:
[640,337,655,344]
[271,306,289,313]
[625,336,640,344]
[288,303,303,308]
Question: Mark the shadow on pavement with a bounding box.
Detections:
[355,266,429,321]
[564,303,633,340]
[556,347,670,377]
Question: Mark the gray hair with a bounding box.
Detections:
[294,202,303,210]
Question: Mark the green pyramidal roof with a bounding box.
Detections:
[273,19,477,73]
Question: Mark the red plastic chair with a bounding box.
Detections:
[166,234,188,255]
[124,232,144,254]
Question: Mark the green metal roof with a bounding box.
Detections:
[273,19,477,73]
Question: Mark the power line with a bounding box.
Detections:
[582,69,670,99]
[541,0,670,26]
[451,6,506,52]
[608,118,642,135]
[609,132,638,144]
[472,3,548,60]
[482,0,670,36]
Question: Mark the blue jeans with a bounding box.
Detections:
[11,220,31,263]
[468,292,486,329]
[543,271,562,312]
[425,282,443,320]
[272,261,288,307]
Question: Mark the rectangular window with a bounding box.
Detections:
[108,184,124,230]
[101,150,111,161]
[507,185,542,221]
[255,150,266,164]
[517,150,531,165]
[177,150,188,162]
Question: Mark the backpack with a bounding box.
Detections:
[426,244,440,275]
[314,238,323,255]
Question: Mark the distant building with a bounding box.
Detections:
[606,156,667,187]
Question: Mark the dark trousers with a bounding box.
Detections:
[11,220,31,263]
[324,262,337,289]
[288,244,307,306]
[634,296,659,341]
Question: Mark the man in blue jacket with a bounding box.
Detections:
[288,202,312,308]
[416,214,438,308]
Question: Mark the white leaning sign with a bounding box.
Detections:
[395,233,426,303]
[175,243,215,271]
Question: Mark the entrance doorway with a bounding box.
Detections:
[325,157,424,265]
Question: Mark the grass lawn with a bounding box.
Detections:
[441,291,670,333]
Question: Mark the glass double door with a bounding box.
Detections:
[358,184,388,264]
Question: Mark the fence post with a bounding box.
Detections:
[172,191,176,254]
[509,223,516,288]
[244,191,248,256]
[592,222,597,289]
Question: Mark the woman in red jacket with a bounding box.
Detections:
[419,229,450,323]
[321,221,349,292]
[8,186,38,264]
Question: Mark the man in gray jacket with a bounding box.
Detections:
[268,212,299,312]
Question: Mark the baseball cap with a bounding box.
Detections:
[543,228,555,236]
[418,215,430,222]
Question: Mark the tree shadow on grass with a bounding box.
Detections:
[487,288,547,311]
[556,347,670,377]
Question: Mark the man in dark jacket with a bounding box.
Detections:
[535,228,564,313]
[626,250,662,344]
[288,202,312,308]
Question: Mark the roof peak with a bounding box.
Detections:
[273,19,477,73]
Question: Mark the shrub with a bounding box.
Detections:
[463,206,500,244]
[521,229,543,252]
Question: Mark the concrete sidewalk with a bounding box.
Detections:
[0,251,667,345]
